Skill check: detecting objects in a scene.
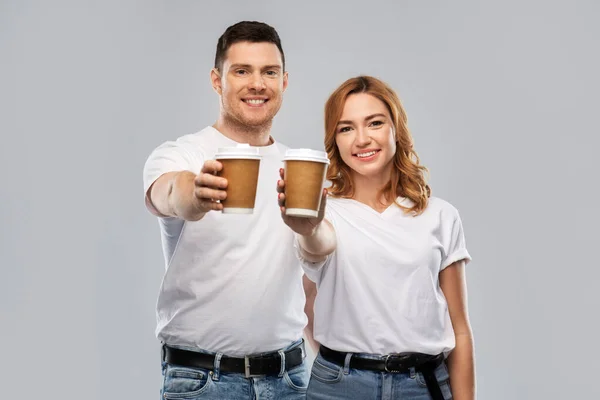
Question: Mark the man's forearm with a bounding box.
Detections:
[150,171,206,221]
[170,171,207,220]
[447,333,476,400]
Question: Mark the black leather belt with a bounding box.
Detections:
[320,346,446,400]
[162,341,304,378]
[320,345,444,373]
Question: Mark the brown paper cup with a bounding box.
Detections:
[215,145,261,214]
[283,149,330,218]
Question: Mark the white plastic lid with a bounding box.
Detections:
[214,143,261,160]
[283,148,330,164]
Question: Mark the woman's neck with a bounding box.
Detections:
[350,169,394,212]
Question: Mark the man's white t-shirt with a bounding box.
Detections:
[300,196,471,356]
[143,126,307,356]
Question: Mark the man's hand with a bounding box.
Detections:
[192,160,228,213]
[276,168,327,236]
[146,160,229,220]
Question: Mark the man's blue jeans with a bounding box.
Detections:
[160,339,308,399]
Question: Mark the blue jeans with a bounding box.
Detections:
[306,351,453,400]
[160,340,309,399]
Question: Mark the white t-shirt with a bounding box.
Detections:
[143,126,307,356]
[300,196,471,356]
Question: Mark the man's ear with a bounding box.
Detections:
[282,71,289,93]
[211,68,222,95]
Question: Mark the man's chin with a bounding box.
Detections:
[238,115,274,128]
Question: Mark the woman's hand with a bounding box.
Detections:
[276,168,327,237]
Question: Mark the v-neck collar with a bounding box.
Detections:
[335,197,413,218]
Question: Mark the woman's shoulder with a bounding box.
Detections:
[424,196,461,219]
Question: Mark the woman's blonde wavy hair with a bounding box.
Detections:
[325,76,431,215]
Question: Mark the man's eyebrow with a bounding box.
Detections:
[337,113,388,125]
[229,64,252,70]
[228,64,282,71]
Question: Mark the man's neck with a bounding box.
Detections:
[213,115,273,147]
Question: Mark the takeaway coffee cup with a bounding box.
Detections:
[283,149,330,218]
[214,144,261,214]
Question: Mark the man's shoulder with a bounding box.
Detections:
[174,126,218,145]
[158,126,232,155]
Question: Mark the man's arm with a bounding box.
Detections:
[146,160,228,220]
[440,260,476,400]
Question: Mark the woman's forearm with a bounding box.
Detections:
[447,332,476,400]
[297,219,337,262]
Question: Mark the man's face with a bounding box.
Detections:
[212,41,288,128]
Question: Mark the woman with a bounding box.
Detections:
[277,76,475,400]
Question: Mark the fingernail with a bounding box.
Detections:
[278,193,281,199]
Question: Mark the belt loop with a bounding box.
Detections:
[278,349,286,377]
[212,352,223,381]
[409,367,416,379]
[342,352,353,375]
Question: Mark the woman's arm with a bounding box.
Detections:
[276,167,337,262]
[302,275,320,353]
[296,218,337,262]
[439,260,476,400]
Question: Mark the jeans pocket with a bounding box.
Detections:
[162,364,212,399]
[284,364,309,392]
[310,355,344,384]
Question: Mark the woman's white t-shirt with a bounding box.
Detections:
[299,196,471,356]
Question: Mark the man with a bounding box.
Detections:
[143,21,317,399]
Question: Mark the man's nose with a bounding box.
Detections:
[248,72,266,91]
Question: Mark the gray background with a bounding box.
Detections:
[1,0,598,399]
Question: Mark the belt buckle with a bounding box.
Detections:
[383,353,410,373]
[244,356,263,378]
[244,356,252,378]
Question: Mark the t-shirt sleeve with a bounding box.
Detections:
[142,139,205,215]
[295,203,335,284]
[441,208,472,270]
[294,236,332,284]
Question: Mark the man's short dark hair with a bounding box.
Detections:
[214,21,285,72]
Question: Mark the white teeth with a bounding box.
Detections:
[356,151,377,158]
[245,99,265,104]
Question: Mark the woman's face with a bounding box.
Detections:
[335,93,397,181]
